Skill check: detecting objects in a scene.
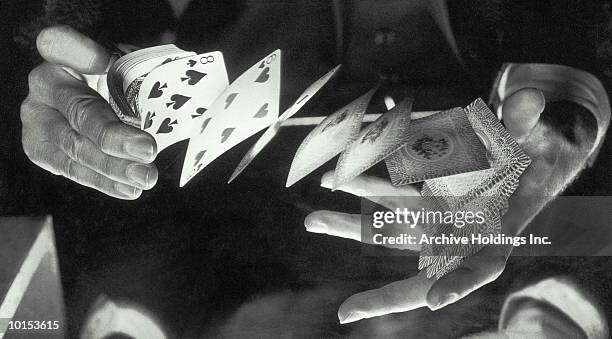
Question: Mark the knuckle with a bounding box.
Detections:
[96,123,117,153]
[65,94,95,130]
[27,65,46,92]
[102,156,117,177]
[60,156,76,180]
[94,173,107,191]
[20,97,35,125]
[61,127,85,161]
[485,256,507,282]
[21,134,35,160]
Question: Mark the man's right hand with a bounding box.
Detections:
[21,25,158,199]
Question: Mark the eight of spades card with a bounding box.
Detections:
[138,51,229,152]
[180,50,282,186]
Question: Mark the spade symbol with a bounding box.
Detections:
[259,60,266,68]
[187,59,197,67]
[156,118,178,134]
[144,111,156,129]
[221,128,235,143]
[255,67,270,83]
[199,117,211,134]
[224,93,239,109]
[166,94,191,110]
[253,103,269,118]
[181,70,207,85]
[193,150,206,166]
[162,58,173,64]
[148,82,167,99]
[192,107,207,119]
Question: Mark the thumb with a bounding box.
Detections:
[501,88,545,141]
[426,245,511,310]
[36,25,111,74]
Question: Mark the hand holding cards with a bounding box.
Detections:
[290,97,530,280]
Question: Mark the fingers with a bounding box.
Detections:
[21,100,157,195]
[501,88,545,142]
[28,63,157,163]
[337,272,434,323]
[25,141,142,200]
[47,116,158,189]
[320,171,421,210]
[425,245,511,311]
[37,25,111,74]
[305,210,362,242]
[304,210,422,250]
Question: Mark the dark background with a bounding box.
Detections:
[2,0,612,337]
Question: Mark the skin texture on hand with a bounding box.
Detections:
[21,25,159,199]
[305,88,600,323]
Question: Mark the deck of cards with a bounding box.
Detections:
[106,45,530,279]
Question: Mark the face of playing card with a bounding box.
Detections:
[280,65,342,121]
[384,107,490,186]
[138,51,229,151]
[286,86,378,187]
[108,45,195,122]
[332,97,414,189]
[179,50,282,187]
[228,64,342,183]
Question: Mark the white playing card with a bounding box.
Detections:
[333,98,414,189]
[179,50,282,187]
[285,86,378,187]
[108,45,195,125]
[227,64,341,183]
[279,64,341,121]
[138,51,229,151]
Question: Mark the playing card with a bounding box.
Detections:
[384,107,490,186]
[332,97,413,189]
[138,51,229,151]
[422,98,531,213]
[418,98,530,279]
[419,206,503,279]
[228,64,342,183]
[285,86,378,187]
[280,64,342,121]
[179,50,282,187]
[108,45,195,126]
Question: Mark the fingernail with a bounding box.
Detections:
[115,183,139,198]
[125,135,156,162]
[304,215,328,233]
[339,311,366,324]
[126,163,153,188]
[432,293,459,310]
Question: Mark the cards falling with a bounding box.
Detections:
[107,45,340,186]
[385,107,490,186]
[286,86,377,187]
[107,45,530,279]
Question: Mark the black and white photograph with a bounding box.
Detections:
[1,0,612,338]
